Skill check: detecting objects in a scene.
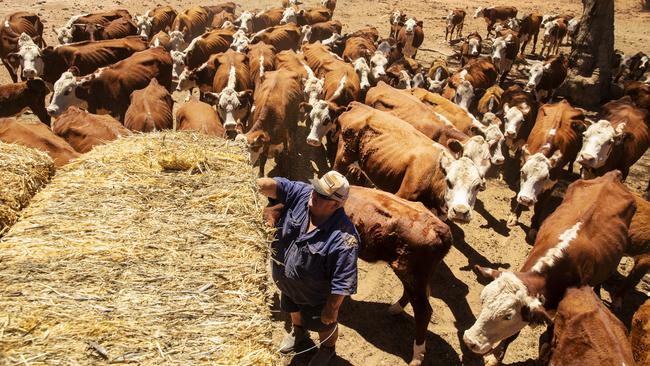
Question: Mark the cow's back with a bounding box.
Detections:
[527,100,584,166]
[213,49,252,92]
[523,171,636,290]
[176,100,224,136]
[0,118,79,167]
[631,300,650,365]
[124,79,173,132]
[52,107,131,153]
[63,37,149,77]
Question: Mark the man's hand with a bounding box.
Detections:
[321,294,345,325]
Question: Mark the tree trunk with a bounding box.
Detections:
[559,0,614,107]
[644,0,650,11]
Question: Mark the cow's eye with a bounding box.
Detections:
[504,314,513,320]
[63,89,71,96]
[446,179,453,188]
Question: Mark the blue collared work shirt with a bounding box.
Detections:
[271,177,360,307]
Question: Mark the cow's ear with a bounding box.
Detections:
[5,53,21,73]
[238,89,253,100]
[472,265,502,283]
[614,122,628,144]
[299,101,312,114]
[548,149,563,168]
[469,125,485,137]
[298,9,306,15]
[520,102,530,115]
[571,120,586,134]
[416,20,423,28]
[203,92,220,104]
[329,102,346,116]
[439,148,454,172]
[446,138,464,157]
[68,66,80,76]
[521,303,552,326]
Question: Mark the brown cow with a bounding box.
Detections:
[577,98,649,179]
[47,47,173,121]
[135,5,177,39]
[466,171,636,364]
[251,23,302,52]
[56,10,132,44]
[149,31,172,50]
[333,102,485,222]
[0,79,50,125]
[445,9,466,42]
[474,6,518,37]
[175,53,219,99]
[519,12,543,55]
[459,32,482,67]
[124,78,174,132]
[397,18,424,59]
[426,58,449,93]
[321,0,337,14]
[263,185,453,366]
[170,6,210,43]
[388,10,407,39]
[51,107,131,153]
[173,28,234,79]
[34,36,148,86]
[275,49,311,78]
[624,80,650,110]
[444,58,499,111]
[342,35,375,62]
[202,2,237,19]
[302,42,345,76]
[0,118,79,167]
[540,18,567,57]
[235,8,284,34]
[501,85,538,151]
[210,10,236,29]
[477,85,504,117]
[525,53,569,102]
[176,100,225,136]
[509,100,586,227]
[280,6,332,26]
[1,12,45,82]
[236,69,303,176]
[631,299,650,365]
[542,287,636,366]
[90,17,138,42]
[302,20,342,44]
[205,49,253,132]
[247,42,276,88]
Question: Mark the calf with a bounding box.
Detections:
[577,98,649,179]
[397,18,424,59]
[321,0,337,14]
[235,8,284,33]
[540,19,567,57]
[445,9,466,42]
[518,12,543,54]
[474,6,518,37]
[631,300,650,365]
[525,53,568,102]
[47,47,173,121]
[1,12,45,82]
[509,100,585,227]
[543,287,635,366]
[206,49,253,132]
[501,85,538,151]
[301,20,342,43]
[236,69,303,176]
[465,171,636,364]
[334,102,485,222]
[0,118,79,167]
[389,10,407,39]
[51,107,131,153]
[247,42,276,88]
[624,80,650,110]
[251,23,302,52]
[176,100,225,136]
[491,33,519,84]
[170,6,210,43]
[0,79,50,125]
[459,32,482,67]
[135,6,177,39]
[124,78,174,132]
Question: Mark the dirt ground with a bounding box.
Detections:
[1,0,649,365]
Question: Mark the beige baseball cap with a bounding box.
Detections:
[310,171,350,203]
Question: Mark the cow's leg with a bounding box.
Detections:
[30,102,51,126]
[613,254,650,310]
[258,146,270,177]
[532,31,539,54]
[458,22,463,38]
[2,61,19,83]
[395,168,424,202]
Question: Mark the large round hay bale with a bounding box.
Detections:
[0,141,55,235]
[0,132,277,365]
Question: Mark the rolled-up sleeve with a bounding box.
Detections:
[274,177,310,208]
[328,234,359,296]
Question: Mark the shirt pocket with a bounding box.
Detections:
[294,242,328,281]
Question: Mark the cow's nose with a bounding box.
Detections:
[494,156,505,165]
[505,130,516,137]
[46,106,57,116]
[23,69,37,79]
[463,334,479,352]
[280,19,287,24]
[223,122,237,131]
[579,152,595,164]
[306,137,321,146]
[524,84,534,92]
[517,195,535,206]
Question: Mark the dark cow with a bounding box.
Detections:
[445,9,466,42]
[124,78,174,132]
[624,80,650,110]
[302,20,342,44]
[280,6,333,26]
[51,107,131,153]
[459,32,482,67]
[47,47,173,121]
[519,12,543,54]
[443,58,499,111]
[89,17,139,42]
[135,5,178,39]
[0,118,79,167]
[525,53,568,102]
[465,171,636,365]
[55,10,132,44]
[501,85,538,151]
[474,6,518,37]
[1,12,45,82]
[0,79,50,125]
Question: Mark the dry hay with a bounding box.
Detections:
[0,142,55,236]
[0,132,277,365]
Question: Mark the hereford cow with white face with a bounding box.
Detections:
[577,120,626,171]
[6,33,43,79]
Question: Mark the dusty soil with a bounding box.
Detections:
[1,0,649,365]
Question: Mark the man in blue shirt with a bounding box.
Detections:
[257,171,360,366]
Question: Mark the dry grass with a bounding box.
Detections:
[0,132,277,365]
[0,142,55,236]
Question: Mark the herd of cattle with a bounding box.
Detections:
[0,1,649,365]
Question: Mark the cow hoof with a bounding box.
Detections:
[409,341,425,366]
[388,302,404,315]
[506,214,518,227]
[483,353,501,366]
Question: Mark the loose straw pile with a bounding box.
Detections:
[0,132,277,365]
[0,141,54,235]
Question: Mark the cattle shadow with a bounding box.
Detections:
[338,298,462,366]
[448,221,511,271]
[601,273,650,327]
[474,199,510,236]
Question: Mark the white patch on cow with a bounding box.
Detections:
[491,37,507,73]
[503,104,526,138]
[175,67,195,91]
[169,30,186,51]
[258,55,266,80]
[370,51,388,80]
[469,37,481,56]
[531,222,582,273]
[401,18,417,58]
[280,7,297,24]
[577,119,623,169]
[304,75,324,105]
[213,65,246,131]
[353,58,371,90]
[438,148,484,223]
[4,20,10,28]
[11,33,44,79]
[473,7,484,19]
[301,25,312,43]
[391,10,402,25]
[462,135,492,178]
[517,150,561,206]
[236,11,255,33]
[454,78,474,111]
[463,271,542,355]
[322,33,342,45]
[331,74,347,100]
[136,14,154,38]
[305,100,333,146]
[526,62,544,91]
[231,30,251,52]
[170,50,186,80]
[483,123,505,165]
